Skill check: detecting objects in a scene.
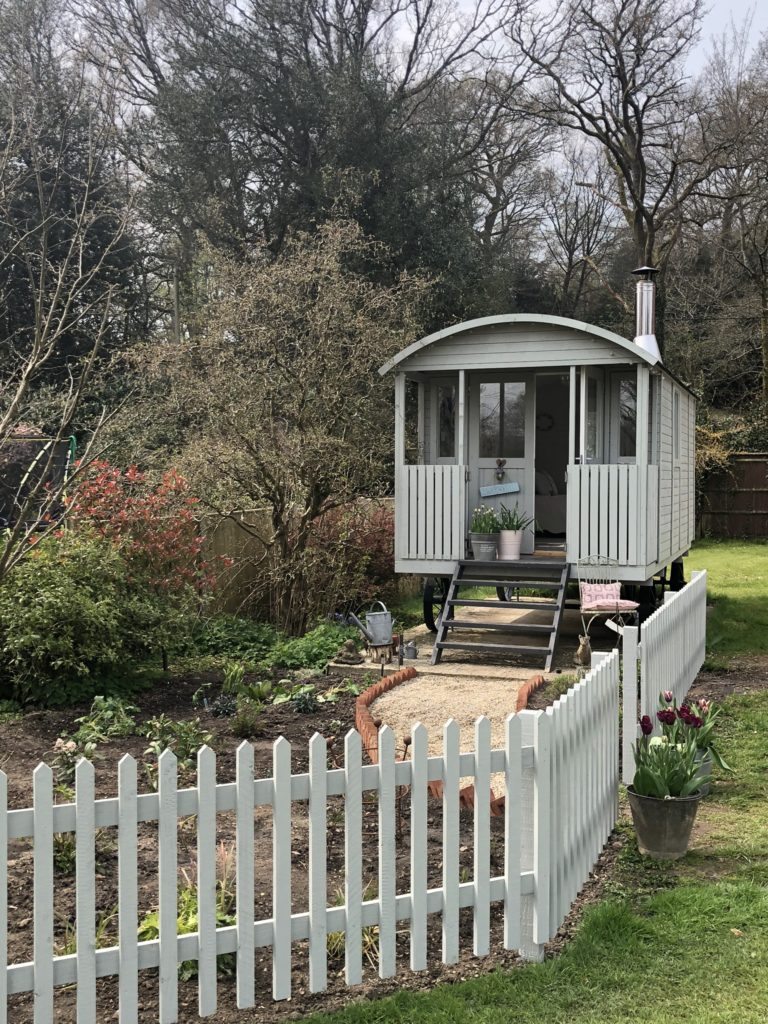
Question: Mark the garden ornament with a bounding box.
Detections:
[575,634,592,668]
[335,638,364,665]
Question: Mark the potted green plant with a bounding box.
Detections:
[627,715,709,861]
[497,502,535,560]
[469,505,500,560]
[656,691,732,796]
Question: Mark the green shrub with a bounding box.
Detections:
[0,528,174,704]
[260,622,359,671]
[191,615,279,663]
[0,532,190,706]
[221,661,246,694]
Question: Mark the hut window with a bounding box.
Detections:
[648,374,660,463]
[673,390,681,459]
[437,384,456,459]
[614,372,637,459]
[585,377,600,461]
[479,381,526,459]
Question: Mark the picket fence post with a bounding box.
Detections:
[196,745,217,1017]
[441,719,460,965]
[622,624,640,785]
[409,722,428,972]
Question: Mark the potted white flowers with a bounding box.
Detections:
[469,506,499,560]
[497,502,535,560]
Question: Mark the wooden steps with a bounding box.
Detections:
[431,558,570,673]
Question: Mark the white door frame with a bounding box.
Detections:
[468,372,536,554]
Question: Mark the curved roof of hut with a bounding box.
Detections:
[378,313,661,377]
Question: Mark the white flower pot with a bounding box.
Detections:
[498,529,524,560]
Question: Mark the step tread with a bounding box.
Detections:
[447,599,558,609]
[460,559,565,568]
[456,578,564,589]
[435,641,552,653]
[445,620,554,632]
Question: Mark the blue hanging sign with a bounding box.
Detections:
[479,482,521,497]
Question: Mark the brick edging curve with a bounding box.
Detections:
[354,667,548,817]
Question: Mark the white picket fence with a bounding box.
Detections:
[621,570,708,782]
[1,654,619,1024]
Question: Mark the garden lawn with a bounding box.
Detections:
[686,539,768,667]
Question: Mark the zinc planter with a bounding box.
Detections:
[470,532,498,561]
[627,786,702,861]
[498,529,524,560]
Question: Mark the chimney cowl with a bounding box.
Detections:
[631,266,661,363]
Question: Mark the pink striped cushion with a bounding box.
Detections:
[580,581,639,612]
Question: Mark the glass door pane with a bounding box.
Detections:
[479,381,526,458]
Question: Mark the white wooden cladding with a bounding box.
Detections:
[396,464,466,561]
[566,463,660,567]
[3,660,619,1022]
[621,571,708,783]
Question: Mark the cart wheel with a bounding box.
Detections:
[497,586,516,602]
[423,576,450,633]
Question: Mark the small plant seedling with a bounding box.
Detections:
[73,695,138,744]
[143,715,213,786]
[327,882,379,967]
[221,661,246,695]
[231,699,265,739]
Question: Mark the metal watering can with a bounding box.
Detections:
[349,601,393,647]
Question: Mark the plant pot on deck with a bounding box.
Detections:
[498,529,524,560]
[627,786,702,861]
[469,532,498,560]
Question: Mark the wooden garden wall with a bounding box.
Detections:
[700,454,768,538]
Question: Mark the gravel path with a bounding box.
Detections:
[371,672,525,790]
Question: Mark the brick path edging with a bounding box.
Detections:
[354,667,549,817]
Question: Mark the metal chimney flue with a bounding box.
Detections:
[631,266,661,363]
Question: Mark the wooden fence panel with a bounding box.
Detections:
[621,572,708,783]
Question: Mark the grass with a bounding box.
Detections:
[686,539,768,668]
[307,541,768,1024]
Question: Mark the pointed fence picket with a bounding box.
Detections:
[1,652,621,1022]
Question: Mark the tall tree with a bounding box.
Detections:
[507,0,724,350]
[80,0,528,325]
[121,221,430,631]
[0,0,134,579]
[704,29,768,401]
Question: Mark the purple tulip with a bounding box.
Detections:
[657,709,676,725]
[640,715,654,736]
[662,690,674,703]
